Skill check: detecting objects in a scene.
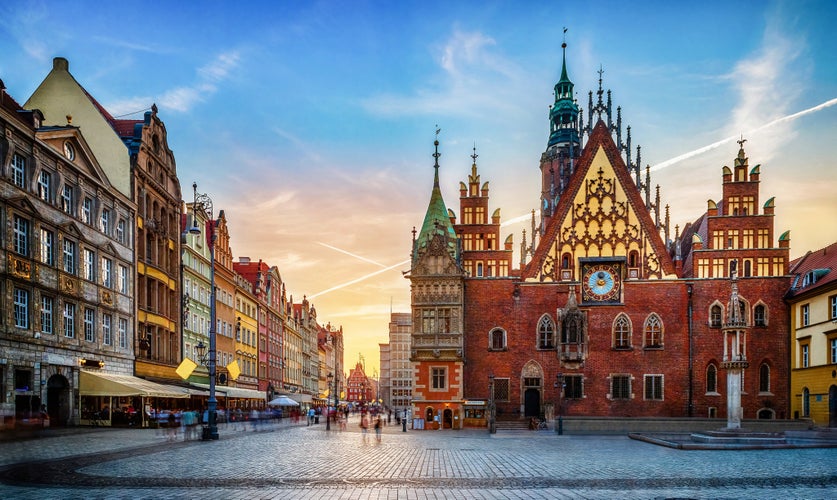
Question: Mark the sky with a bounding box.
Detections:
[2,1,836,377]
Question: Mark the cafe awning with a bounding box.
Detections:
[289,393,313,404]
[190,383,266,401]
[79,371,190,398]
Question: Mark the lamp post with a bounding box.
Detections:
[554,372,565,435]
[326,372,334,431]
[488,373,496,434]
[192,182,219,441]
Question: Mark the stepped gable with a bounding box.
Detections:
[524,120,675,281]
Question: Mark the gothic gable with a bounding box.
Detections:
[414,233,461,276]
[524,121,675,282]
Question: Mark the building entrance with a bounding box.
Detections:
[524,388,540,417]
[830,385,837,428]
[47,375,71,426]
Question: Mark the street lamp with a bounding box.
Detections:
[192,182,219,441]
[488,373,496,434]
[554,372,565,435]
[326,372,334,431]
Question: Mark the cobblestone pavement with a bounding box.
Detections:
[0,415,835,499]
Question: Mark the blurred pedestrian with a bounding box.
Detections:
[167,411,177,442]
[374,415,382,442]
[360,414,369,443]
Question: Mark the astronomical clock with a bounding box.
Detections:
[580,259,623,304]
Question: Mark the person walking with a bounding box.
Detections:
[374,415,382,443]
[360,413,369,443]
[167,411,178,442]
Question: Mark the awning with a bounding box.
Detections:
[190,383,266,401]
[289,393,313,404]
[268,395,299,407]
[79,371,189,398]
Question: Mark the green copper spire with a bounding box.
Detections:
[548,39,580,148]
[415,136,458,261]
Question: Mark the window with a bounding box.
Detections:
[40,228,54,265]
[11,153,26,188]
[41,296,54,334]
[493,378,510,401]
[100,209,111,234]
[63,239,76,274]
[611,375,631,400]
[116,219,126,244]
[710,305,722,328]
[489,328,506,350]
[421,309,435,335]
[84,249,95,281]
[38,171,51,202]
[644,314,663,348]
[831,295,837,321]
[706,364,718,393]
[82,197,93,224]
[644,375,663,400]
[102,314,112,345]
[613,314,631,349]
[431,367,446,390]
[84,308,95,342]
[802,388,810,417]
[120,265,128,294]
[118,318,128,349]
[64,303,76,338]
[13,215,29,256]
[759,363,770,393]
[831,338,837,365]
[801,344,809,368]
[564,375,583,399]
[538,315,555,349]
[754,304,766,327]
[102,258,113,288]
[61,186,75,215]
[13,288,29,329]
[801,304,810,327]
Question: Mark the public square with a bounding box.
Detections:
[0,415,834,499]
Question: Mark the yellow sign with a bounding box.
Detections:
[176,357,197,380]
[226,360,241,381]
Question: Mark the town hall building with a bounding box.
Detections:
[407,43,791,428]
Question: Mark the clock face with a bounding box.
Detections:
[582,263,621,302]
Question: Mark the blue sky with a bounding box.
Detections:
[2,0,836,373]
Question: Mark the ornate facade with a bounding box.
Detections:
[411,45,791,427]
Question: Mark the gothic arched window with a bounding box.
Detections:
[706,364,718,393]
[613,314,631,349]
[538,315,555,349]
[710,305,722,328]
[759,363,771,393]
[644,314,663,348]
[754,304,767,327]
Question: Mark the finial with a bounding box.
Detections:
[471,143,478,165]
[737,135,746,149]
[562,27,567,48]
[433,126,441,167]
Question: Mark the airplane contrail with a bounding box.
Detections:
[652,97,837,172]
[309,259,410,299]
[317,242,388,268]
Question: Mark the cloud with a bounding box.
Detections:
[106,50,241,115]
[360,28,525,118]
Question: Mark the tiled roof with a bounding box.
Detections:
[786,240,837,298]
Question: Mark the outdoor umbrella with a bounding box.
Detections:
[268,395,300,406]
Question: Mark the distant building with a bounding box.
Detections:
[786,242,837,426]
[386,313,413,415]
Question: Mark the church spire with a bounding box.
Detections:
[414,130,458,263]
[547,33,580,150]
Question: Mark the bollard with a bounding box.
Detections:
[557,415,563,435]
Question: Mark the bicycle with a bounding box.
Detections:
[537,418,548,430]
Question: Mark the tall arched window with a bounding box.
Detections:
[759,363,770,393]
[754,304,767,326]
[710,305,722,328]
[644,314,663,348]
[538,315,555,349]
[706,364,718,393]
[489,328,506,351]
[613,314,631,349]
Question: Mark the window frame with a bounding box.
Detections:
[40,228,54,266]
[610,374,631,400]
[706,363,718,394]
[643,314,663,349]
[11,153,26,188]
[13,215,30,256]
[102,314,112,346]
[84,307,96,342]
[430,367,447,391]
[643,374,664,401]
[758,363,771,394]
[489,328,506,351]
[564,374,583,399]
[613,314,632,349]
[801,304,810,327]
[537,315,555,349]
[13,287,30,329]
[37,170,52,202]
[41,295,54,335]
[753,304,767,327]
[61,185,75,215]
[710,304,722,328]
[64,303,76,338]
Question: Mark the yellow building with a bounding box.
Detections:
[787,241,837,427]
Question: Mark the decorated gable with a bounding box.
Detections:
[525,121,675,288]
